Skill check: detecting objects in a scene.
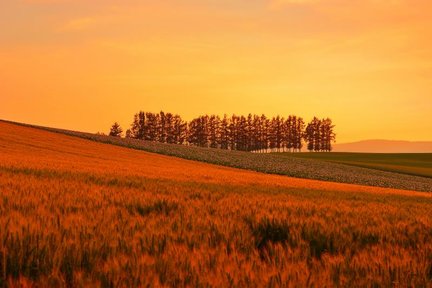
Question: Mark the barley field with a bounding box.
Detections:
[0,122,432,287]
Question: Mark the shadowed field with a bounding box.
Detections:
[281,152,432,178]
[1,122,432,287]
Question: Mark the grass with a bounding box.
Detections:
[282,152,432,178]
[0,121,432,286]
[2,119,431,192]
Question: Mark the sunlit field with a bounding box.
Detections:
[6,120,432,192]
[1,122,432,287]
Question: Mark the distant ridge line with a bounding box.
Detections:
[333,140,432,153]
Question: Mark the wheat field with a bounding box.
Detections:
[0,122,431,287]
[12,120,432,192]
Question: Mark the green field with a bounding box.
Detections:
[281,152,432,178]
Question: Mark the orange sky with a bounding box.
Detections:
[1,0,431,143]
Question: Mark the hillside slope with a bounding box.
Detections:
[1,122,432,286]
[3,120,431,192]
[1,121,426,194]
[1,121,432,286]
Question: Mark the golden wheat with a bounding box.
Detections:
[0,122,431,287]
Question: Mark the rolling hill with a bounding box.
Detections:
[333,139,432,153]
[1,121,432,286]
[2,120,431,192]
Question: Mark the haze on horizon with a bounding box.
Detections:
[1,0,431,143]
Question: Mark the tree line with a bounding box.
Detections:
[109,111,336,152]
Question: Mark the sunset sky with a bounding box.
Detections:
[1,0,431,143]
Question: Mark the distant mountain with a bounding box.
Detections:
[332,140,432,153]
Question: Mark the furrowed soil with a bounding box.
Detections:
[0,121,431,287]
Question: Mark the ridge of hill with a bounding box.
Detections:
[2,120,431,192]
[333,139,432,153]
